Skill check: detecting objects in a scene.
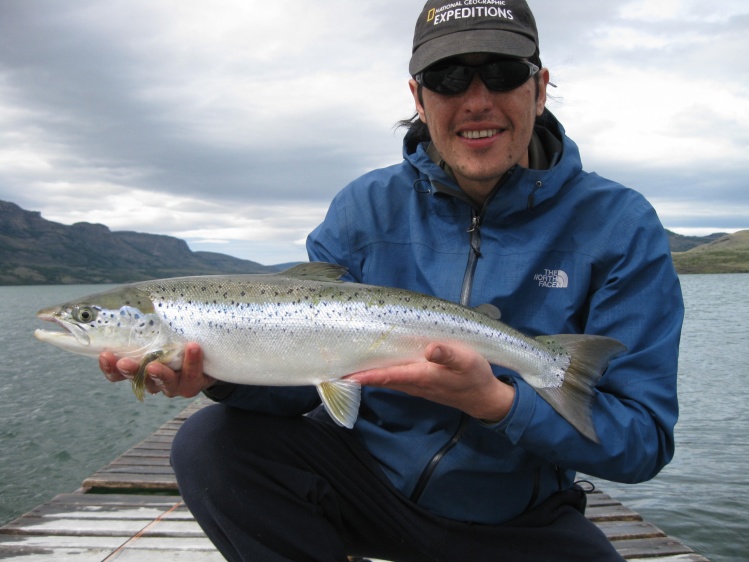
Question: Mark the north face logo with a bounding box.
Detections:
[534,269,569,288]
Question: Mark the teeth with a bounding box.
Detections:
[460,129,499,139]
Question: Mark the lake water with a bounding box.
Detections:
[1,275,747,561]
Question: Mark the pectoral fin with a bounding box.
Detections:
[130,345,184,401]
[131,350,168,401]
[316,379,361,429]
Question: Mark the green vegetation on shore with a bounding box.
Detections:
[671,230,749,274]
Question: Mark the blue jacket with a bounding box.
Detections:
[224,112,683,525]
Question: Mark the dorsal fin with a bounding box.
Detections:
[277,262,348,282]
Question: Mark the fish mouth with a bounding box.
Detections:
[35,307,91,348]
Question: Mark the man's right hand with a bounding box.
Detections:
[98,342,214,398]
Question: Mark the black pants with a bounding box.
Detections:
[171,404,624,562]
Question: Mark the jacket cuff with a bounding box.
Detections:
[202,381,238,402]
[491,377,536,443]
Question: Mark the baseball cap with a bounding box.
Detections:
[409,0,540,76]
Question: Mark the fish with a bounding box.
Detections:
[34,262,626,442]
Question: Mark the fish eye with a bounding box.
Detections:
[73,306,98,323]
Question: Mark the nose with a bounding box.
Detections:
[461,73,493,111]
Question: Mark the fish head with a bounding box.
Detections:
[34,285,164,359]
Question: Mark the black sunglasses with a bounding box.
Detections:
[415,59,540,95]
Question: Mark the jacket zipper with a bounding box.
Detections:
[409,208,483,504]
[461,213,483,304]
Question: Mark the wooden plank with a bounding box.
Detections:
[597,520,666,541]
[82,476,179,490]
[94,465,176,475]
[587,491,633,508]
[0,535,217,549]
[627,552,710,562]
[586,503,643,522]
[0,545,115,562]
[614,536,704,559]
[20,493,182,508]
[3,517,207,538]
[109,457,172,466]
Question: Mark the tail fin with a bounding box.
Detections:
[534,334,627,443]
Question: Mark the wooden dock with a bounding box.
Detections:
[0,399,710,561]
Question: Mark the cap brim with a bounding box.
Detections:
[409,30,536,75]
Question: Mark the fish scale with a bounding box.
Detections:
[34,262,627,442]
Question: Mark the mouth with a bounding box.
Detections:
[35,307,92,349]
[458,128,501,140]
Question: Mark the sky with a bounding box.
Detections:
[1,0,747,265]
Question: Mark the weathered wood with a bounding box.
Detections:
[585,502,643,522]
[80,406,185,490]
[0,399,711,561]
[615,536,706,559]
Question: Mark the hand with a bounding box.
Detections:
[346,342,515,422]
[98,343,214,399]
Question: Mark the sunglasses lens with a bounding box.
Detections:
[421,63,475,94]
[420,60,536,95]
[480,61,534,91]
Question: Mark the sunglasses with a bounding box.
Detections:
[415,59,540,95]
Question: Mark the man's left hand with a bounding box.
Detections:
[346,343,514,423]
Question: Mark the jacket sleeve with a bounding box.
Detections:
[495,204,683,484]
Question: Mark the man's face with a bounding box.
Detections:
[410,54,549,204]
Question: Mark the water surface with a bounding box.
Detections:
[1,276,747,561]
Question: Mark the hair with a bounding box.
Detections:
[397,51,544,151]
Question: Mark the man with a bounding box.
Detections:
[100,1,683,560]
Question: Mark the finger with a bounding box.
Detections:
[177,343,213,397]
[147,343,211,398]
[347,362,429,387]
[145,361,179,397]
[179,343,204,388]
[99,352,125,382]
[114,357,141,381]
[426,342,477,372]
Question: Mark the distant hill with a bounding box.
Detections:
[665,229,727,252]
[671,230,749,274]
[0,200,280,285]
[1,200,745,283]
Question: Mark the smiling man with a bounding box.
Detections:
[101,1,683,560]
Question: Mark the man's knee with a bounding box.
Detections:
[171,403,233,484]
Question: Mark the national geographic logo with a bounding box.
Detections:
[427,1,514,25]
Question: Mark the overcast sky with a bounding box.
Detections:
[1,0,747,265]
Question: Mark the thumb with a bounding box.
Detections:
[427,342,480,372]
[426,343,456,367]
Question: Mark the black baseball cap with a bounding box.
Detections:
[409,0,540,76]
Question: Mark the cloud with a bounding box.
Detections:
[0,0,747,264]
